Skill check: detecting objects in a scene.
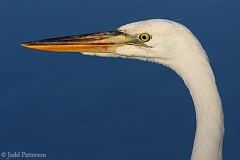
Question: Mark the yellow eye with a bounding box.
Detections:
[138,33,151,42]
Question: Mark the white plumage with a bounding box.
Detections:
[22,19,224,160]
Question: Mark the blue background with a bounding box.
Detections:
[0,0,239,159]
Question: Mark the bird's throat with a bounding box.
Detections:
[164,58,224,160]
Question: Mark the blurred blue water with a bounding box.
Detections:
[0,0,239,159]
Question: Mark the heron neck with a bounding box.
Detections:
[163,58,224,160]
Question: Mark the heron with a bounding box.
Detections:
[21,19,224,160]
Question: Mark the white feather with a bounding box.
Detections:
[85,19,224,160]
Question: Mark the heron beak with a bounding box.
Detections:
[21,31,140,53]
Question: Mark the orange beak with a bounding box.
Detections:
[21,31,141,53]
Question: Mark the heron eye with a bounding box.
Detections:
[139,33,151,42]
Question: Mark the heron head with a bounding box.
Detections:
[22,19,207,64]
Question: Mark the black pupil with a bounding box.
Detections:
[142,35,147,39]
